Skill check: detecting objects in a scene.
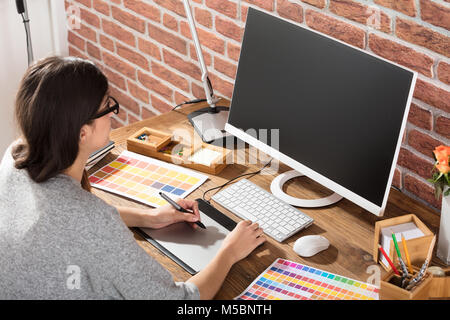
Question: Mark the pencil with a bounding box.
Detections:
[378,244,400,275]
[401,234,413,274]
[391,233,403,260]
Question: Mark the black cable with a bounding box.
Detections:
[202,158,274,203]
[21,12,31,65]
[171,98,207,112]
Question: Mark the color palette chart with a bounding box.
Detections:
[236,258,379,300]
[88,150,207,207]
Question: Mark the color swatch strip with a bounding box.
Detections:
[89,150,207,207]
[236,258,379,300]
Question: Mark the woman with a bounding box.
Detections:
[0,56,265,299]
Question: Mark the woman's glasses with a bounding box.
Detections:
[91,96,120,120]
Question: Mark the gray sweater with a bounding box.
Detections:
[0,143,199,299]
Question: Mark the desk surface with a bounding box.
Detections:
[89,99,445,300]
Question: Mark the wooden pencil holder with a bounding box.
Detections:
[429,267,450,299]
[126,127,232,175]
[373,214,434,271]
[380,265,433,300]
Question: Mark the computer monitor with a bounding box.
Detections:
[225,8,417,217]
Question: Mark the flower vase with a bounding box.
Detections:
[437,186,450,265]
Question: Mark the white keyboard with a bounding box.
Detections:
[212,179,314,242]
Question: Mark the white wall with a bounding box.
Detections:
[0,0,68,156]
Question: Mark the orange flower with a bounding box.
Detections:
[433,145,450,174]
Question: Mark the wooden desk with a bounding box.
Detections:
[89,99,445,300]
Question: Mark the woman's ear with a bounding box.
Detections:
[79,124,90,145]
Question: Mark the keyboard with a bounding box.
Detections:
[212,179,314,242]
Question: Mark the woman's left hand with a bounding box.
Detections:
[145,199,201,229]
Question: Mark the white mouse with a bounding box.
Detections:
[293,235,330,257]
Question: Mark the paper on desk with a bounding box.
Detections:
[380,222,424,268]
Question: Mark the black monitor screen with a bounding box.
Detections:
[228,8,415,207]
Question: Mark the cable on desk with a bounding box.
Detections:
[171,98,207,112]
[202,158,274,203]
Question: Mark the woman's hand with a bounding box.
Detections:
[146,199,201,229]
[219,220,266,264]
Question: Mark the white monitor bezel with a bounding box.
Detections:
[225,8,418,217]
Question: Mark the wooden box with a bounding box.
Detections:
[380,265,433,300]
[127,127,172,152]
[429,267,450,299]
[126,127,232,175]
[373,214,434,271]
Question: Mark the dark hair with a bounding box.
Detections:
[12,56,108,191]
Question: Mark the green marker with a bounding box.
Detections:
[392,233,402,259]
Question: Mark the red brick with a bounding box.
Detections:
[163,49,201,81]
[148,23,187,55]
[305,10,366,49]
[112,5,146,33]
[437,61,450,85]
[180,21,225,54]
[68,31,85,51]
[127,80,149,103]
[396,18,450,58]
[191,82,206,99]
[142,106,157,119]
[208,73,234,99]
[408,129,444,158]
[153,0,186,17]
[277,0,303,24]
[80,7,100,28]
[68,45,88,59]
[127,112,140,124]
[374,0,416,17]
[301,0,326,8]
[138,70,174,100]
[195,7,213,28]
[407,103,432,131]
[368,34,434,77]
[92,0,110,15]
[243,0,274,11]
[74,0,92,8]
[393,168,401,189]
[102,19,136,47]
[206,0,238,19]
[174,91,190,105]
[152,61,189,92]
[123,0,160,22]
[329,0,391,33]
[413,79,450,113]
[163,13,178,31]
[397,147,434,179]
[190,44,212,66]
[420,0,450,31]
[215,16,243,42]
[76,23,97,42]
[138,38,161,61]
[151,94,173,113]
[109,86,140,116]
[103,51,136,79]
[404,174,440,209]
[99,34,114,52]
[227,43,241,61]
[436,116,450,139]
[86,42,101,60]
[111,116,124,129]
[103,67,126,90]
[214,56,237,79]
[117,43,149,70]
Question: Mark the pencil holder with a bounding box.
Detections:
[429,267,450,299]
[380,265,433,300]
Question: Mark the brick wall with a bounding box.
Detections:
[65,0,450,212]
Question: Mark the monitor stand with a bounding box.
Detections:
[270,170,343,207]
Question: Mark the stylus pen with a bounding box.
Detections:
[159,192,206,229]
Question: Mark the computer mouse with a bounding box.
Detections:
[293,235,330,257]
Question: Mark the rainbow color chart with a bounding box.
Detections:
[236,258,379,300]
[88,150,207,207]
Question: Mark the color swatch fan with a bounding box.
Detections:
[88,150,208,207]
[236,258,379,300]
